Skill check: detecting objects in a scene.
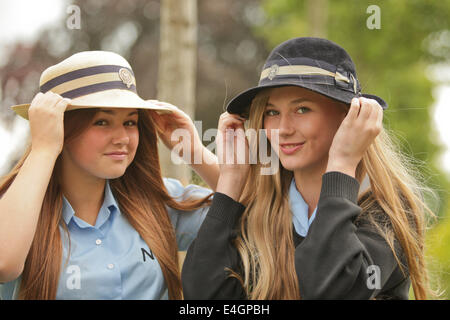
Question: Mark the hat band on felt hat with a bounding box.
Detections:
[226,38,388,115]
[39,64,137,99]
[260,63,359,94]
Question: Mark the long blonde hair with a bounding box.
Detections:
[0,108,211,300]
[231,90,437,300]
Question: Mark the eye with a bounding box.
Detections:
[296,107,310,114]
[124,120,138,127]
[264,109,279,116]
[94,119,108,126]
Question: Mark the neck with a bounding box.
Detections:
[60,164,106,227]
[292,159,328,218]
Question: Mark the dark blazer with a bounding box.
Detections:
[181,172,410,300]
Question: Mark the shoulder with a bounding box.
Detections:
[162,178,212,250]
[163,177,212,233]
[163,177,186,197]
[163,177,213,201]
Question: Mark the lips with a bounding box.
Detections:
[279,142,305,155]
[104,151,128,160]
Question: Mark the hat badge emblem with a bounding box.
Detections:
[119,68,133,88]
[268,64,279,80]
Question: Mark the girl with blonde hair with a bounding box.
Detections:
[182,37,436,300]
[0,51,217,299]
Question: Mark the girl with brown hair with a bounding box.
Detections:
[182,37,437,300]
[0,51,217,299]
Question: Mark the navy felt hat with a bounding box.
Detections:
[226,37,388,117]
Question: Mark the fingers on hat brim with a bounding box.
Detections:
[361,94,388,110]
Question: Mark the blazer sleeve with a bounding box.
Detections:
[181,192,247,300]
[295,171,408,299]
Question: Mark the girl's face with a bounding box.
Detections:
[62,108,139,180]
[263,86,347,173]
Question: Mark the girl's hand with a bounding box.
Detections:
[148,100,202,160]
[149,100,221,190]
[28,92,71,157]
[327,97,383,177]
[215,112,250,201]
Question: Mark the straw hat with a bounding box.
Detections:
[11,51,172,119]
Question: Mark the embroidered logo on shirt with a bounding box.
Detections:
[141,248,155,261]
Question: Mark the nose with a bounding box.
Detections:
[278,113,296,137]
[111,125,130,145]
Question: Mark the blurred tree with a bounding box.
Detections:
[1,0,447,206]
[306,0,328,38]
[0,44,58,170]
[256,0,450,218]
[0,0,448,299]
[158,0,198,184]
[0,0,269,180]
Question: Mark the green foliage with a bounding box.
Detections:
[426,210,450,299]
[256,0,450,299]
[256,0,450,218]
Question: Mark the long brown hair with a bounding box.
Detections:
[0,108,210,300]
[231,90,437,300]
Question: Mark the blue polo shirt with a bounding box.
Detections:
[0,178,211,300]
[288,178,317,237]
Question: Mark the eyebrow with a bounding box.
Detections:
[98,110,138,116]
[266,98,312,107]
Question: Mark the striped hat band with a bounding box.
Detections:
[259,59,359,94]
[39,64,137,99]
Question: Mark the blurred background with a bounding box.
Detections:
[0,0,449,299]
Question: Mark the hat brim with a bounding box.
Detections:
[226,81,388,117]
[11,89,172,120]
